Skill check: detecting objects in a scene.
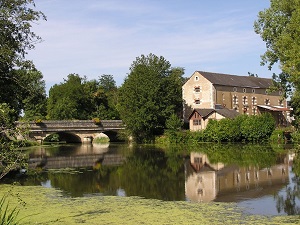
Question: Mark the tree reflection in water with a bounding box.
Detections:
[3,142,300,216]
[274,152,300,215]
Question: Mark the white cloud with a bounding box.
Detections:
[28,0,273,91]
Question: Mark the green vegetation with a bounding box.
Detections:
[0,195,20,225]
[47,74,119,120]
[93,137,109,143]
[118,53,184,143]
[0,182,299,224]
[254,0,300,128]
[158,113,276,144]
[0,0,47,121]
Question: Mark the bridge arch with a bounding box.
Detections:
[44,132,82,143]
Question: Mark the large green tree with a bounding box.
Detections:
[0,0,46,118]
[254,0,300,126]
[117,53,184,143]
[47,74,119,120]
[47,74,92,120]
[92,74,120,120]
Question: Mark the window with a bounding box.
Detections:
[233,95,238,105]
[243,96,247,105]
[194,86,201,92]
[279,99,283,106]
[195,99,201,104]
[195,76,199,81]
[243,88,246,93]
[194,157,203,164]
[265,98,270,105]
[252,89,255,93]
[252,97,256,105]
[233,87,237,92]
[193,120,201,126]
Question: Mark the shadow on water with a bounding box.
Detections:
[2,142,300,216]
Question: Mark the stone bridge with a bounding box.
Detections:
[28,153,126,169]
[16,120,124,143]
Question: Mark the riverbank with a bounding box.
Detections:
[1,185,299,225]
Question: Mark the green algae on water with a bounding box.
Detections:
[0,184,299,225]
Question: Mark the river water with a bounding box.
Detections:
[2,142,300,216]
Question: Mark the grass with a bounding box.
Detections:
[0,184,299,225]
[0,195,20,225]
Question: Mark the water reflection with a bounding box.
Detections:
[185,152,289,203]
[2,143,300,215]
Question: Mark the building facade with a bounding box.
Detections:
[183,71,290,126]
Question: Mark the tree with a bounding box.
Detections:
[0,0,46,117]
[117,53,184,143]
[254,0,300,127]
[0,103,27,180]
[0,0,45,180]
[92,74,120,120]
[47,74,119,120]
[47,74,94,120]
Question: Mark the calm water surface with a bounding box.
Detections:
[2,142,300,216]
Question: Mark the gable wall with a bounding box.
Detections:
[183,71,214,121]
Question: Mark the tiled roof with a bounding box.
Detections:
[216,108,240,118]
[193,108,215,118]
[189,108,239,120]
[197,71,272,88]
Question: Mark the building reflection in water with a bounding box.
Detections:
[185,152,289,203]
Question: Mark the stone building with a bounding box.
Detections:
[183,71,290,127]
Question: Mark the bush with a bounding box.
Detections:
[291,131,300,143]
[93,137,109,143]
[240,113,276,142]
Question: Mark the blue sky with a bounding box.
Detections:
[28,0,278,93]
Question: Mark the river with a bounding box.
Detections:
[1,142,300,216]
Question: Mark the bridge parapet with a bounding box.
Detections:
[16,120,124,131]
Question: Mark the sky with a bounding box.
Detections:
[27,0,279,93]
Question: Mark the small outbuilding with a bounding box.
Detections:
[189,108,239,131]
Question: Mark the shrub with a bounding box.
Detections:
[93,137,109,143]
[240,113,276,142]
[291,131,300,143]
[93,118,101,125]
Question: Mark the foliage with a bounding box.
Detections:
[93,137,109,144]
[0,104,27,180]
[118,53,184,143]
[47,74,119,120]
[240,113,276,142]
[92,118,101,124]
[0,0,47,117]
[44,133,60,142]
[291,131,300,143]
[0,195,20,225]
[161,113,276,144]
[19,69,47,121]
[254,0,300,127]
[92,74,120,120]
